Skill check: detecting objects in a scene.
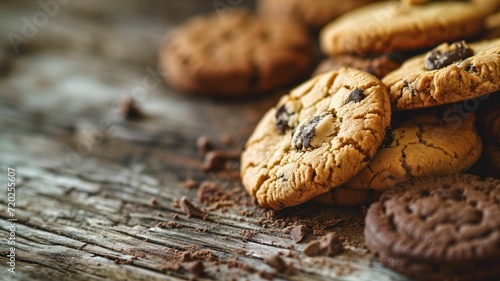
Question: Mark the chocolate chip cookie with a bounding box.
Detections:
[364,174,500,281]
[346,110,482,191]
[257,0,377,31]
[160,9,313,97]
[240,68,391,210]
[320,1,487,56]
[383,39,500,110]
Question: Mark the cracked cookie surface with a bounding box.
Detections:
[320,1,488,56]
[383,38,500,110]
[160,9,313,97]
[346,110,482,191]
[365,174,500,281]
[240,68,391,210]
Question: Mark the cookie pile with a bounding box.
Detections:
[239,0,500,209]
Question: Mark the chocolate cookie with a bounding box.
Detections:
[364,174,500,281]
[312,186,380,207]
[346,110,482,191]
[313,54,402,79]
[320,1,487,56]
[383,39,500,110]
[257,0,377,31]
[240,68,391,210]
[160,10,313,97]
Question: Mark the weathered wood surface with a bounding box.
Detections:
[0,1,414,280]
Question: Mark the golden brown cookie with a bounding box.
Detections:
[346,110,482,191]
[383,39,500,110]
[320,1,488,56]
[240,68,391,210]
[365,173,500,281]
[313,54,402,79]
[160,10,313,97]
[257,0,378,31]
[312,186,380,207]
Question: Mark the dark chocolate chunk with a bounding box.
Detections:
[381,127,394,148]
[345,89,365,104]
[180,196,204,218]
[201,150,241,173]
[185,260,205,277]
[292,115,324,150]
[275,104,290,134]
[303,241,321,257]
[425,41,474,71]
[320,232,344,256]
[264,254,287,273]
[120,98,143,119]
[290,225,308,243]
[197,135,212,155]
[303,233,344,257]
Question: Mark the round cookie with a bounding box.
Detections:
[160,10,313,97]
[257,0,378,31]
[364,174,500,281]
[312,186,380,207]
[383,39,500,110]
[346,110,483,191]
[320,1,488,56]
[240,68,391,210]
[313,54,402,79]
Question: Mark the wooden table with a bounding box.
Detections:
[0,1,413,280]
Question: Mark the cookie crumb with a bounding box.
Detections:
[150,197,157,206]
[120,98,143,120]
[303,232,344,257]
[197,135,212,155]
[180,197,204,218]
[185,260,205,277]
[197,181,222,204]
[182,179,198,189]
[290,225,308,243]
[263,253,287,273]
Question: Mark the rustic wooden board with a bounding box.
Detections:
[0,1,415,280]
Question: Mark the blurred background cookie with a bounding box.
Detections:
[257,0,379,31]
[320,1,490,56]
[160,9,314,97]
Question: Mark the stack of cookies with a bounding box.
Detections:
[240,0,499,209]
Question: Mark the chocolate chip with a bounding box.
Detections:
[197,135,212,155]
[320,232,344,256]
[381,127,394,148]
[185,260,205,277]
[425,40,474,71]
[292,115,323,150]
[120,98,143,119]
[303,241,321,257]
[264,254,287,273]
[290,225,307,243]
[303,233,344,257]
[201,150,241,173]
[180,196,204,218]
[275,104,290,134]
[345,89,365,104]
